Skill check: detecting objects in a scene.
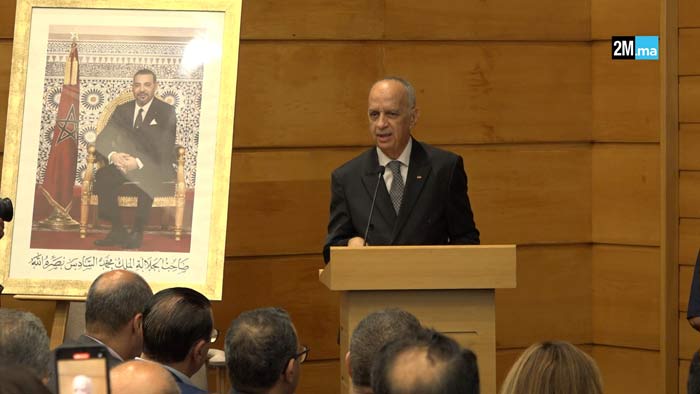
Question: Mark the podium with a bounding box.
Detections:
[319,245,516,394]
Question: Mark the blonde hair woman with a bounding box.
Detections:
[500,341,603,394]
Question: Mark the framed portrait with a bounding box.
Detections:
[0,0,241,299]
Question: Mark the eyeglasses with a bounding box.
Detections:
[209,328,219,343]
[293,346,310,364]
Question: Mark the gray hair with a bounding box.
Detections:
[0,308,51,378]
[377,77,416,109]
[349,308,422,387]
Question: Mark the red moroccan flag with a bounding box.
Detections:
[40,40,79,214]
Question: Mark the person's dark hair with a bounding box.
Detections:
[349,308,422,387]
[0,365,52,394]
[689,350,700,394]
[371,328,479,394]
[225,307,298,392]
[142,287,212,363]
[133,68,157,83]
[85,270,153,335]
[0,309,50,379]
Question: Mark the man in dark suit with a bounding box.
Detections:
[141,287,216,394]
[324,77,479,262]
[94,69,177,249]
[47,270,153,392]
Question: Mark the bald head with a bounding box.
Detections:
[85,270,152,335]
[111,360,180,394]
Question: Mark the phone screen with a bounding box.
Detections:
[55,347,110,394]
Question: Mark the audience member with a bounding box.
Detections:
[226,307,308,394]
[499,341,602,394]
[371,328,479,394]
[141,287,215,394]
[688,350,700,394]
[0,365,52,394]
[347,308,422,394]
[111,360,181,394]
[0,308,51,382]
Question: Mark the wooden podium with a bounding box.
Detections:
[319,245,516,394]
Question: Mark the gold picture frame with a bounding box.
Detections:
[0,0,241,300]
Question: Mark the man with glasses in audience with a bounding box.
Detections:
[140,287,217,394]
[225,307,308,394]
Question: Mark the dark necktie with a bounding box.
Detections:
[388,160,404,214]
[134,108,144,129]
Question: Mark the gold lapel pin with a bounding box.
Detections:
[417,176,423,180]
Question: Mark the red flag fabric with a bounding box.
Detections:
[40,40,79,213]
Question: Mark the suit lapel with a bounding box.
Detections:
[391,140,431,242]
[360,150,396,229]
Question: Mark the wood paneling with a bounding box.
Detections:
[591,346,660,394]
[384,43,590,145]
[680,0,700,28]
[680,29,700,76]
[592,41,660,142]
[227,144,591,256]
[680,171,700,218]
[233,42,591,148]
[592,144,660,245]
[592,245,660,349]
[233,42,382,148]
[591,0,659,39]
[680,124,700,170]
[682,360,690,394]
[682,265,694,313]
[680,219,700,266]
[383,0,589,40]
[241,0,383,40]
[680,315,699,360]
[680,77,700,122]
[0,41,11,152]
[210,256,340,361]
[496,245,591,348]
[0,2,14,39]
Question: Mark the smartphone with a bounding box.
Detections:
[54,345,110,394]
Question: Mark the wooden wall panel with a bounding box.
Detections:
[591,0,659,39]
[383,0,589,40]
[680,124,700,170]
[241,0,383,40]
[591,346,660,394]
[496,348,523,390]
[592,245,660,350]
[234,42,591,148]
[680,315,698,360]
[227,145,591,256]
[680,171,700,218]
[592,144,660,245]
[680,29,700,75]
[682,360,690,394]
[383,43,590,145]
[0,2,14,39]
[496,245,591,348]
[680,0,700,28]
[592,41,660,142]
[210,256,340,361]
[0,41,11,151]
[680,77,700,122]
[680,219,700,265]
[681,265,694,312]
[233,43,383,148]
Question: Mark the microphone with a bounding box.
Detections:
[363,165,385,246]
